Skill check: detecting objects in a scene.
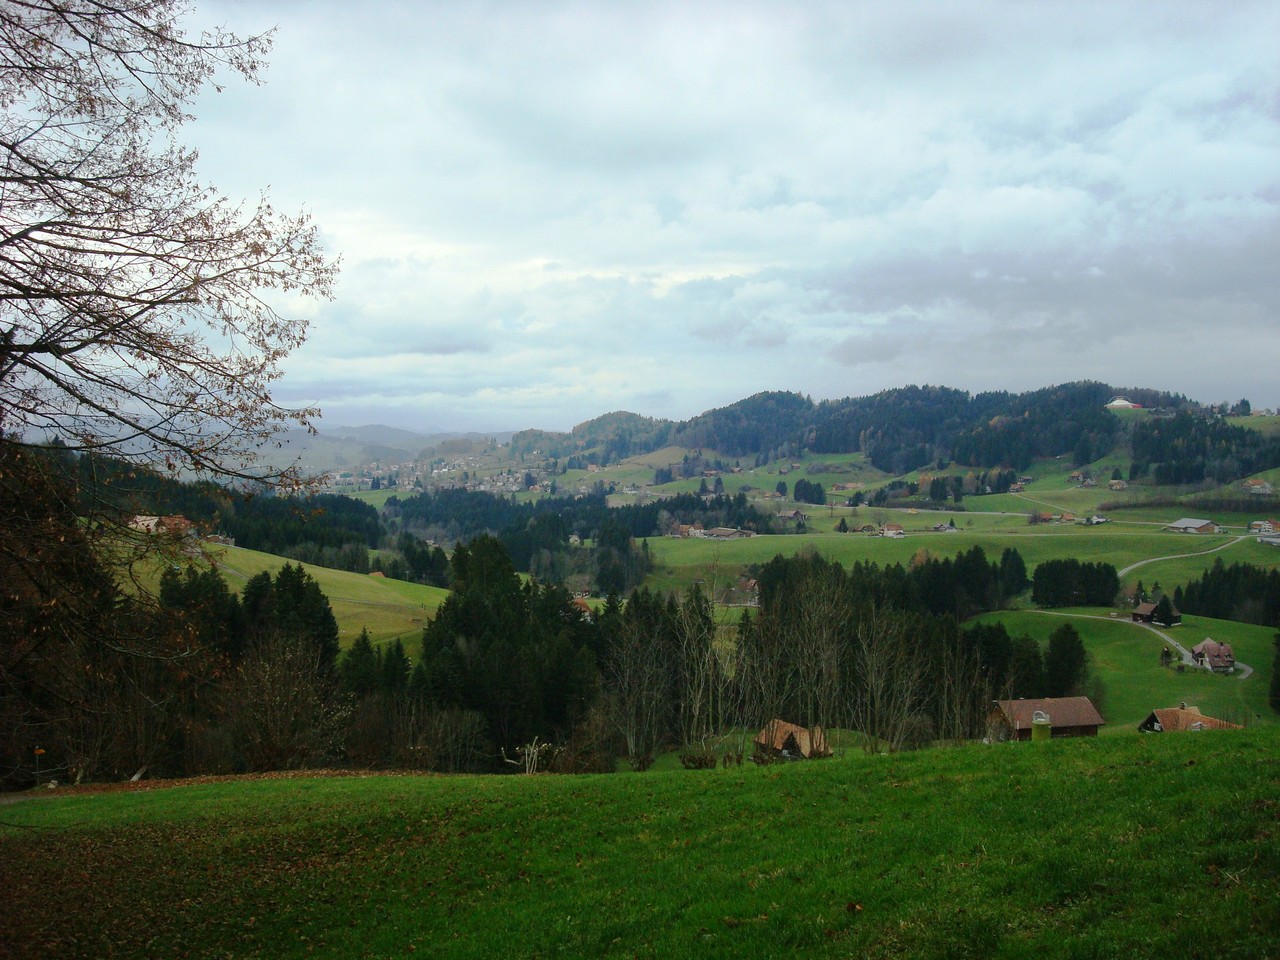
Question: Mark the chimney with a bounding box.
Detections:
[1180,702,1187,710]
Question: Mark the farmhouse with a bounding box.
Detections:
[988,697,1105,741]
[669,523,704,538]
[1191,638,1235,674]
[1243,479,1274,496]
[880,523,906,538]
[1108,479,1128,491]
[1132,600,1182,626]
[1137,704,1242,733]
[128,515,196,538]
[1166,517,1220,534]
[753,719,831,760]
[1248,520,1276,534]
[702,526,753,540]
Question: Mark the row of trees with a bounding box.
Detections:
[1031,559,1120,608]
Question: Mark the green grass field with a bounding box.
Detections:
[970,609,1277,731]
[209,544,447,650]
[4,732,1278,959]
[644,521,1278,597]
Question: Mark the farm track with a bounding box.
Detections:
[1116,536,1248,577]
[1027,609,1253,678]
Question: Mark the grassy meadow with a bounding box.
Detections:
[4,732,1279,959]
[970,609,1277,731]
[642,518,1276,597]
[208,544,447,650]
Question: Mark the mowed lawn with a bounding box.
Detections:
[4,732,1279,959]
[208,545,448,650]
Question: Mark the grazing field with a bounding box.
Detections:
[4,732,1278,959]
[208,544,447,650]
[643,522,1275,597]
[969,609,1277,731]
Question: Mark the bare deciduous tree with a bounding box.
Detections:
[603,617,668,770]
[848,606,926,753]
[0,1,337,485]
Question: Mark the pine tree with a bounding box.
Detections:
[1044,623,1088,697]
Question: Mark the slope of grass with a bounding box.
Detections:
[4,733,1278,959]
[969,609,1277,730]
[208,544,447,649]
[644,524,1276,597]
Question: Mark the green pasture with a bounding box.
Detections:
[643,524,1275,596]
[208,544,446,650]
[341,488,403,509]
[1236,414,1280,436]
[969,609,1276,731]
[5,732,1279,959]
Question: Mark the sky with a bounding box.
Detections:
[187,1,1280,433]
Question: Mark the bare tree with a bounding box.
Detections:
[220,630,345,772]
[603,617,668,770]
[848,606,926,753]
[0,2,336,783]
[934,630,991,743]
[788,564,849,751]
[674,585,723,765]
[0,1,337,485]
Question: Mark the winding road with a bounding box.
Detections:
[1028,610,1253,679]
[1117,536,1249,577]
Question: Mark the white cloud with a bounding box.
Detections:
[188,0,1280,428]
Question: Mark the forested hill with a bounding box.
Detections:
[515,382,1199,473]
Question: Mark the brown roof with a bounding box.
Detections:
[1192,638,1234,669]
[754,719,831,758]
[993,697,1105,731]
[1145,706,1242,732]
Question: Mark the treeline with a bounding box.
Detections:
[1,523,345,787]
[1031,559,1120,608]
[58,447,385,571]
[655,382,1187,474]
[1130,413,1280,485]
[950,383,1122,471]
[392,488,773,593]
[1174,559,1280,628]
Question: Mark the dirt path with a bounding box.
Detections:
[1027,609,1253,678]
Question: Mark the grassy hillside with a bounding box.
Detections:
[643,521,1279,597]
[208,544,447,650]
[4,732,1278,959]
[970,609,1277,731]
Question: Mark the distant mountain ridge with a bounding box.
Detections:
[509,381,1200,473]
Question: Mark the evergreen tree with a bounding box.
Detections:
[340,629,380,699]
[1044,623,1088,697]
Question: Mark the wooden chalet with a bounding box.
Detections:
[1133,601,1181,626]
[1138,704,1242,733]
[128,514,196,538]
[988,697,1105,741]
[753,719,831,760]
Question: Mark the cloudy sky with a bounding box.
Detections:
[189,1,1280,432]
